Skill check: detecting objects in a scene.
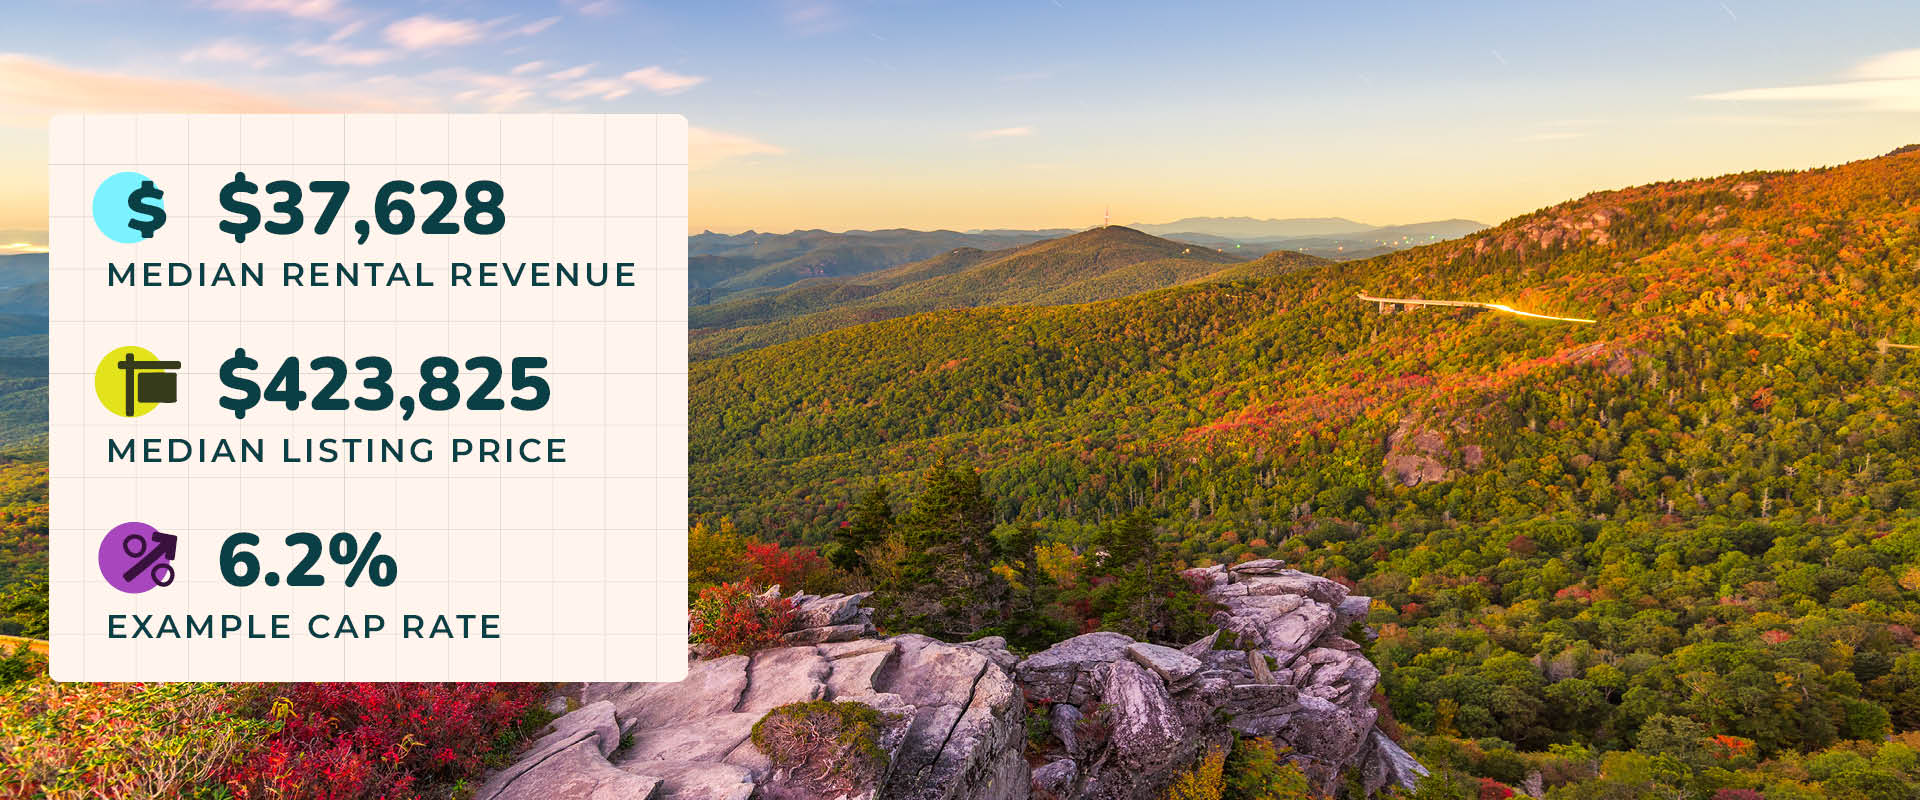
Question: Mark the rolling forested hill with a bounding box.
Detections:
[689,227,1069,303]
[693,149,1920,537]
[0,255,47,458]
[692,147,1920,771]
[690,226,1322,358]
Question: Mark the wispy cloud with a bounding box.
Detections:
[515,17,562,36]
[328,21,365,43]
[382,15,560,51]
[202,0,344,20]
[1698,48,1920,112]
[552,78,631,102]
[291,40,395,67]
[779,0,845,35]
[565,0,619,15]
[511,61,547,76]
[384,16,488,50]
[625,66,705,94]
[0,52,305,119]
[549,64,594,81]
[453,86,536,112]
[971,126,1033,140]
[691,127,784,167]
[182,39,273,68]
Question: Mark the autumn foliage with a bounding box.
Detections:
[689,580,796,656]
[0,648,549,800]
[225,682,547,800]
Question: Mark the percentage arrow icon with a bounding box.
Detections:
[122,530,178,583]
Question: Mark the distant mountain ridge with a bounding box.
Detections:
[690,218,1484,305]
[0,254,48,457]
[689,228,1068,304]
[689,226,1324,359]
[1130,216,1486,242]
[1129,216,1373,239]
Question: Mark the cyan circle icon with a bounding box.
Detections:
[93,171,165,244]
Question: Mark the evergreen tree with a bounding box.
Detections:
[878,460,1011,638]
[830,482,893,573]
[1089,510,1214,643]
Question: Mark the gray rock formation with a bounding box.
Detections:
[1010,561,1425,798]
[478,568,1425,800]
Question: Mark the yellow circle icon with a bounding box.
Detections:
[95,347,182,418]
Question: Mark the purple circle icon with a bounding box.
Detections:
[99,521,178,594]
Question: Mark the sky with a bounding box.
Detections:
[2,0,1919,250]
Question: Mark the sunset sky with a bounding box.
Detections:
[3,0,1919,251]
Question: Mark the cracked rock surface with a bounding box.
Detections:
[478,569,1425,799]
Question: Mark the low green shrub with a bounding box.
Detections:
[751,700,892,797]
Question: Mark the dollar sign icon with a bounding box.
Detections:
[218,172,261,244]
[218,347,261,420]
[93,172,163,244]
[125,181,165,239]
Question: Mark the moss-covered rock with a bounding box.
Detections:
[751,700,895,799]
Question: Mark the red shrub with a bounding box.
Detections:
[744,541,833,590]
[1713,790,1764,800]
[691,581,796,656]
[1709,734,1756,760]
[1477,777,1515,800]
[225,682,546,800]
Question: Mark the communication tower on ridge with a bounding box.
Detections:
[1103,205,1110,228]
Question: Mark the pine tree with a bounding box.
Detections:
[830,482,893,573]
[1091,510,1213,643]
[878,460,1010,638]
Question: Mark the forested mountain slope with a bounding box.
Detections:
[689,226,1309,358]
[695,149,1920,533]
[692,147,1920,764]
[688,227,1067,303]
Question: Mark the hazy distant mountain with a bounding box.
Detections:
[690,226,1320,359]
[1131,216,1374,239]
[0,254,47,456]
[687,219,1484,303]
[0,254,47,290]
[688,229,1066,303]
[1361,219,1487,239]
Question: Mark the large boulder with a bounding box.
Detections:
[491,590,1026,800]
[475,702,661,800]
[1015,632,1134,706]
[879,635,1029,800]
[1015,634,1223,800]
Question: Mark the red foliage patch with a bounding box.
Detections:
[691,581,797,656]
[745,541,834,591]
[226,682,546,800]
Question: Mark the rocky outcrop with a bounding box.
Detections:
[478,592,1025,800]
[1382,418,1484,488]
[1017,561,1425,798]
[480,571,1424,800]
